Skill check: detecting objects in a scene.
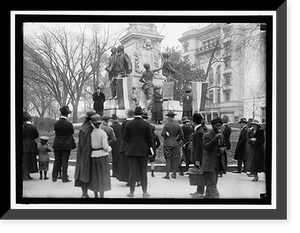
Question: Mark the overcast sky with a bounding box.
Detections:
[24,23,208,49]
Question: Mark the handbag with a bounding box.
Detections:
[188,167,206,186]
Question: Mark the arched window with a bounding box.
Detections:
[216,65,221,86]
[208,67,214,85]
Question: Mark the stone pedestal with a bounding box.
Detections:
[162,82,174,100]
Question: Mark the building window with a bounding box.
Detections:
[224,91,230,101]
[183,42,189,52]
[216,65,221,86]
[223,73,232,86]
[224,56,231,70]
[217,89,221,103]
[223,41,231,56]
[208,90,214,104]
[208,67,214,85]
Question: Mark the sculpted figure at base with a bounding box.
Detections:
[139,62,163,111]
[105,47,118,99]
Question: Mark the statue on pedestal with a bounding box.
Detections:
[139,62,163,111]
[161,53,178,100]
[106,44,132,100]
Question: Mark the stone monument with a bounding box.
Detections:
[104,23,182,120]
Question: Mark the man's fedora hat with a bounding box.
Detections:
[192,113,202,124]
[182,116,190,123]
[111,114,118,120]
[211,117,223,125]
[126,109,134,118]
[134,106,143,115]
[142,111,149,119]
[60,106,72,115]
[166,110,177,117]
[91,114,102,124]
[238,118,248,124]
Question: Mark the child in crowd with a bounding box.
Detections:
[37,136,52,180]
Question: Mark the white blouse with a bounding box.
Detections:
[90,128,112,158]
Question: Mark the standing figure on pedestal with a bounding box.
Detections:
[161,53,177,83]
[182,89,193,119]
[92,87,105,117]
[115,45,132,77]
[151,86,163,124]
[105,47,118,99]
[139,63,163,111]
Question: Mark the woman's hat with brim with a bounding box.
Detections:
[60,106,72,115]
[166,110,177,117]
[91,114,102,124]
[79,109,96,119]
[101,115,110,122]
[40,136,49,141]
[134,106,143,115]
[192,113,202,124]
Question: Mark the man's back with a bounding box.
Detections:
[161,120,183,147]
[53,118,76,150]
[123,117,153,156]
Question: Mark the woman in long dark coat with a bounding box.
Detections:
[74,110,96,198]
[23,111,39,180]
[246,120,265,181]
[151,87,163,124]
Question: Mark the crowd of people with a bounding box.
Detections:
[23,102,265,199]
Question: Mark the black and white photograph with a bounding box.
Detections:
[7,6,288,221]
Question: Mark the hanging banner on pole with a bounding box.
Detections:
[191,82,208,113]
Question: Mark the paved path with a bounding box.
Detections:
[23,163,266,199]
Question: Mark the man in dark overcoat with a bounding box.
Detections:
[190,113,206,198]
[233,118,249,173]
[161,110,184,179]
[52,106,76,183]
[92,87,105,117]
[182,89,193,119]
[201,117,225,198]
[123,106,154,198]
[74,109,96,198]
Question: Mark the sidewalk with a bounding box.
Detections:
[23,163,266,199]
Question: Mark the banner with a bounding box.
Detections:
[116,76,133,110]
[191,82,208,113]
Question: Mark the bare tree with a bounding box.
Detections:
[24,24,125,122]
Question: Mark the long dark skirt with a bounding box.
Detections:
[151,111,163,122]
[23,152,38,176]
[88,156,111,192]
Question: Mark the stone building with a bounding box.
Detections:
[178,23,266,123]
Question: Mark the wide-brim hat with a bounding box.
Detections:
[101,115,110,122]
[60,106,72,115]
[250,119,261,127]
[182,116,190,123]
[166,110,177,117]
[91,114,102,124]
[142,111,149,119]
[238,118,248,124]
[79,109,96,119]
[40,136,49,141]
[134,106,143,115]
[192,113,202,124]
[211,117,223,125]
